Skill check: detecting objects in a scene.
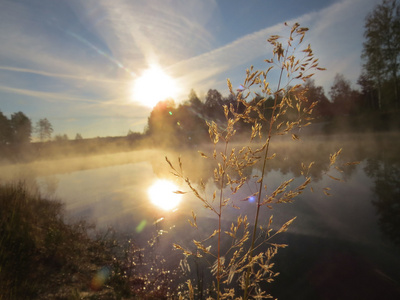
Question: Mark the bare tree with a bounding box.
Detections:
[35,118,53,142]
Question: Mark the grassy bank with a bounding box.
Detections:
[0,183,178,299]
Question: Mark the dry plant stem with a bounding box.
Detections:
[170,23,328,299]
[243,48,287,300]
[217,141,229,300]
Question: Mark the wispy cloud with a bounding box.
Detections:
[169,0,380,95]
[168,21,289,93]
[80,0,218,69]
[0,66,122,84]
[0,85,102,104]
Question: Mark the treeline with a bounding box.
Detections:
[144,72,400,148]
[1,0,399,161]
[0,111,32,159]
[1,71,399,162]
[0,110,147,162]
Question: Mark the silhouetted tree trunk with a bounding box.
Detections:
[362,0,400,109]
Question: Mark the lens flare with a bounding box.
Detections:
[148,179,182,211]
[136,219,147,233]
[90,266,111,291]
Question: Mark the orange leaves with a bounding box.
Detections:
[273,42,285,62]
[328,175,343,182]
[198,151,208,158]
[329,148,342,167]
[188,211,197,228]
[276,217,297,234]
[266,22,325,88]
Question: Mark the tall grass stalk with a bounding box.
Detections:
[168,23,330,299]
[242,23,318,299]
[243,49,284,300]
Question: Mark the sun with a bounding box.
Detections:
[147,179,183,211]
[132,65,179,108]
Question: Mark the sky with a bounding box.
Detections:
[0,0,382,139]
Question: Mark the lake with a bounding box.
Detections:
[2,132,400,299]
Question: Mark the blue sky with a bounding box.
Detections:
[0,0,381,139]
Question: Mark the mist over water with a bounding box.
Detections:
[1,132,398,241]
[2,131,400,298]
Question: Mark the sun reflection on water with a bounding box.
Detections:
[147,179,182,211]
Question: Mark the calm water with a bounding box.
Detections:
[38,158,378,243]
[8,133,400,299]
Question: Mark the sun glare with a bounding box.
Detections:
[147,179,182,211]
[132,65,179,108]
